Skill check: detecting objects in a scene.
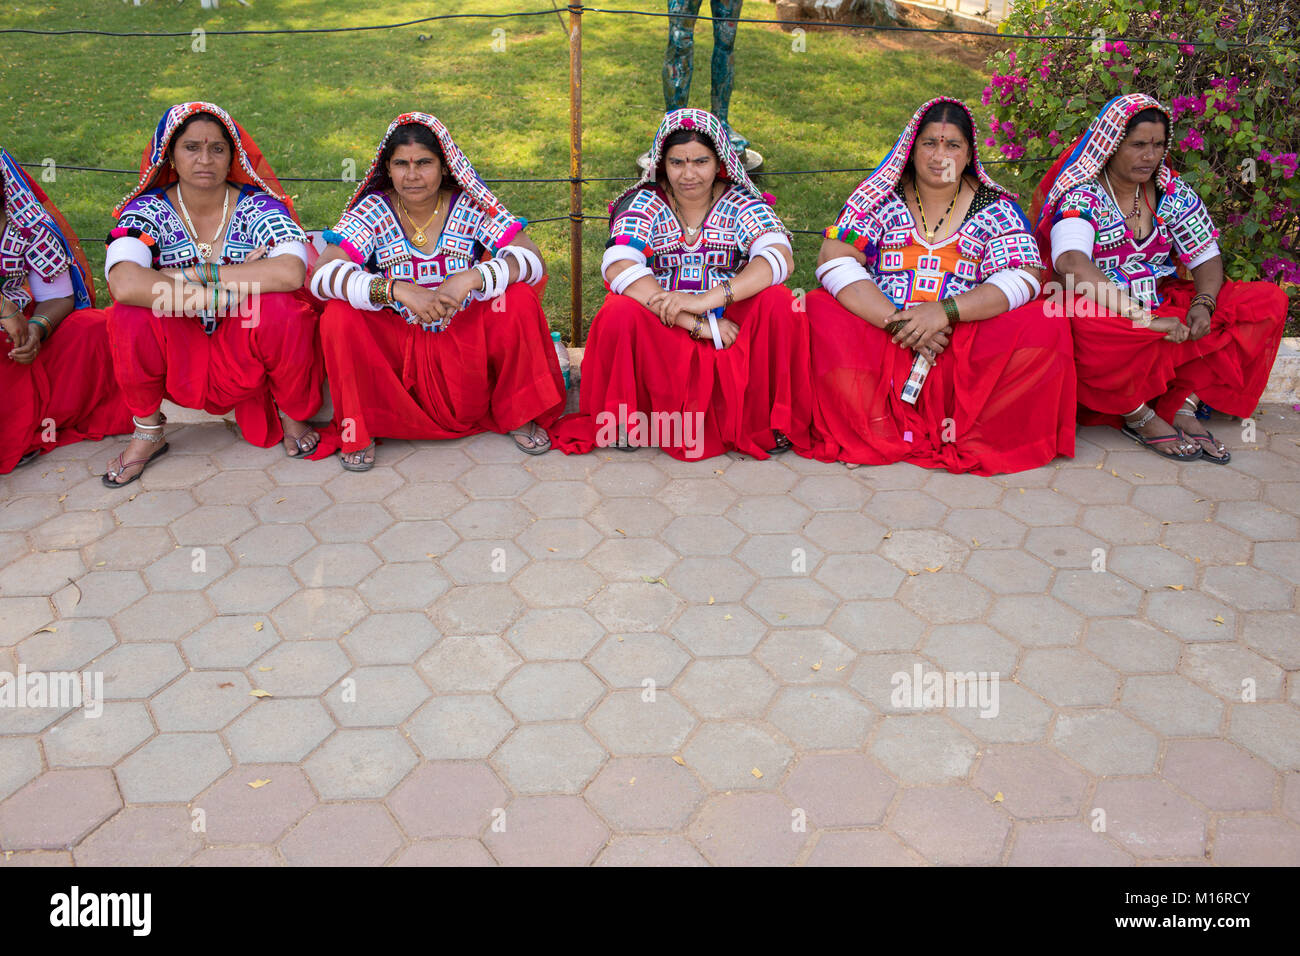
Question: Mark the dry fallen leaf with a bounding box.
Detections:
[834,664,847,672]
[777,612,789,621]
[672,755,686,766]
[275,497,286,504]
[34,626,57,634]
[57,494,67,503]
[615,528,626,536]
[708,595,715,605]
[1134,473,1145,479]
[1018,488,1025,494]
[723,613,733,620]
[247,778,271,789]
[1166,584,1184,591]
[971,538,980,547]
[882,531,893,539]
[925,565,943,573]
[94,561,106,567]
[1212,615,1226,626]
[1235,561,1248,566]
[811,660,822,671]
[257,666,273,672]
[253,622,264,632]
[218,682,234,689]
[1111,469,1119,477]
[1161,520,1172,525]
[640,575,667,586]
[993,791,1004,803]
[628,777,636,786]
[250,689,272,698]
[906,569,920,576]
[1095,462,1104,469]
[750,768,764,779]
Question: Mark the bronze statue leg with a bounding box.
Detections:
[664,0,706,111]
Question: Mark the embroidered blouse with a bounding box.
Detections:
[1048,177,1221,307]
[1,217,73,312]
[825,182,1042,308]
[324,190,523,325]
[605,185,789,293]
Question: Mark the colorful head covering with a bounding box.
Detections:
[1031,93,1172,232]
[838,97,1010,218]
[612,108,770,218]
[2,148,95,309]
[113,101,296,222]
[345,112,521,236]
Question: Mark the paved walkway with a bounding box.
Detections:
[1,407,1298,866]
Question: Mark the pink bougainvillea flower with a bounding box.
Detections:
[1179,128,1205,151]
[1048,130,1061,147]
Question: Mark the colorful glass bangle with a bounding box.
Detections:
[28,315,53,339]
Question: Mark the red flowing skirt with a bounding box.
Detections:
[316,282,566,454]
[1070,278,1287,425]
[804,289,1076,475]
[106,290,323,448]
[1,308,134,474]
[550,285,814,461]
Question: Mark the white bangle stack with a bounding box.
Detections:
[311,258,383,311]
[816,256,874,298]
[750,232,792,286]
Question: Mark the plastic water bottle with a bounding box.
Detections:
[551,331,571,389]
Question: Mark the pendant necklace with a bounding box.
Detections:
[915,181,961,241]
[1104,168,1142,221]
[176,184,230,262]
[397,192,443,247]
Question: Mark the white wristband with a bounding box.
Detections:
[816,256,874,298]
[474,259,508,300]
[309,258,344,299]
[601,244,647,279]
[757,247,789,286]
[267,240,309,267]
[1049,218,1096,268]
[610,264,653,296]
[501,245,544,286]
[105,236,152,280]
[985,269,1033,311]
[346,268,383,312]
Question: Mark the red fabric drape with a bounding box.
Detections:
[549,285,814,461]
[313,282,565,455]
[1070,278,1287,426]
[803,289,1076,475]
[106,290,323,448]
[1,308,134,473]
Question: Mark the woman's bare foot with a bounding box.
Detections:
[282,417,320,458]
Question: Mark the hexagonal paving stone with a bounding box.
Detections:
[811,553,903,601]
[586,497,674,538]
[942,509,1027,550]
[150,670,252,731]
[804,512,888,553]
[72,805,202,866]
[585,537,676,581]
[225,697,335,764]
[384,481,470,521]
[1052,710,1159,775]
[734,534,822,581]
[722,459,799,495]
[1227,702,1300,769]
[386,761,508,839]
[687,792,807,866]
[948,682,1053,744]
[483,795,610,866]
[725,495,813,535]
[437,540,525,586]
[279,804,403,866]
[341,612,439,665]
[0,737,42,801]
[1201,565,1294,612]
[1242,612,1300,669]
[395,446,474,483]
[112,489,198,528]
[194,469,274,506]
[1017,649,1119,707]
[659,479,739,516]
[755,629,855,683]
[53,570,147,619]
[923,623,1018,676]
[42,702,154,767]
[924,470,1002,508]
[115,733,231,803]
[1080,504,1161,545]
[515,518,602,561]
[251,485,330,525]
[446,499,532,540]
[505,608,606,661]
[768,686,875,750]
[302,728,417,799]
[181,615,278,669]
[417,635,521,693]
[1216,499,1300,541]
[895,573,991,625]
[588,582,682,633]
[870,714,978,784]
[431,584,524,636]
[291,543,381,589]
[586,690,696,755]
[1092,779,1207,859]
[168,505,257,546]
[586,756,705,831]
[664,556,755,605]
[455,463,536,499]
[17,618,116,671]
[1131,484,1210,522]
[588,633,690,688]
[594,835,708,867]
[510,560,604,608]
[1120,675,1224,736]
[1024,527,1109,572]
[519,480,601,518]
[971,744,1089,818]
[1085,618,1181,673]
[391,840,495,867]
[229,523,317,566]
[370,520,460,564]
[988,594,1083,647]
[864,489,950,529]
[498,662,605,721]
[675,658,777,719]
[829,600,925,653]
[252,641,351,697]
[206,566,300,615]
[671,605,766,657]
[270,587,369,640]
[745,577,839,627]
[1000,488,1079,527]
[405,694,516,760]
[1161,522,1252,565]
[357,562,451,612]
[1180,643,1284,701]
[1007,821,1133,866]
[193,764,316,845]
[590,461,668,497]
[82,526,175,572]
[680,721,793,790]
[963,548,1054,595]
[1161,739,1276,810]
[1105,544,1196,590]
[0,768,121,850]
[782,753,895,828]
[112,591,214,643]
[326,665,431,727]
[493,723,606,794]
[891,787,1010,865]
[1051,569,1143,617]
[661,515,744,556]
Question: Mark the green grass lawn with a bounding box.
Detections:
[0,0,1014,337]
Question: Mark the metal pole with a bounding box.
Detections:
[568,3,584,345]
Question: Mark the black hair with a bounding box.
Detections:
[1123,107,1170,142]
[656,128,726,182]
[906,100,976,179]
[169,111,236,161]
[372,122,449,194]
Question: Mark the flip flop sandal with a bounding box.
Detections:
[767,431,793,456]
[339,443,377,472]
[283,424,321,459]
[15,449,40,468]
[509,424,552,456]
[101,443,171,488]
[1121,425,1202,462]
[1179,427,1231,464]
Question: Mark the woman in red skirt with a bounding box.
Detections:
[806,97,1075,475]
[310,112,564,470]
[550,108,810,461]
[102,101,322,486]
[1,148,132,473]
[1034,93,1287,463]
